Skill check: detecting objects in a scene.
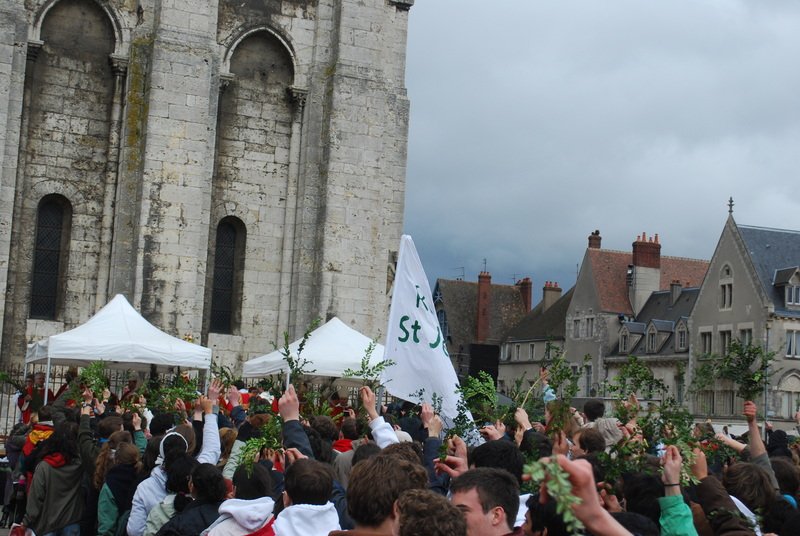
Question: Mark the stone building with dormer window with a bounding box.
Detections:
[689,214,800,423]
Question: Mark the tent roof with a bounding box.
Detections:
[242,317,384,378]
[25,294,212,370]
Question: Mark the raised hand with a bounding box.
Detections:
[359,386,378,421]
[279,384,300,422]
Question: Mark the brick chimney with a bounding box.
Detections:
[670,279,682,306]
[632,231,661,268]
[517,277,532,312]
[588,230,602,249]
[477,272,491,343]
[542,281,562,312]
[629,232,662,315]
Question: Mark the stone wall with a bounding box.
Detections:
[0,0,412,369]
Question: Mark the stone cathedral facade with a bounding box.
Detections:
[0,0,412,367]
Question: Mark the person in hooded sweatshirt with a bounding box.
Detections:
[144,454,197,536]
[272,458,340,536]
[97,441,142,536]
[128,392,222,536]
[22,421,84,536]
[202,463,276,535]
[156,463,227,536]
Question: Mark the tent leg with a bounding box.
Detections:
[285,370,290,391]
[44,357,51,404]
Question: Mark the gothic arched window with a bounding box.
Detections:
[210,217,246,333]
[30,195,71,319]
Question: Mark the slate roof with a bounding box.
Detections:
[434,279,528,350]
[738,224,800,318]
[626,322,647,335]
[773,267,799,286]
[506,287,574,342]
[611,288,700,356]
[586,249,709,314]
[652,319,675,332]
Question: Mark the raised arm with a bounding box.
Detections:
[361,386,398,448]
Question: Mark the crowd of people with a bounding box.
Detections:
[2,369,800,536]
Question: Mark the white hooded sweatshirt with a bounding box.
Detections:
[273,502,341,536]
[202,496,276,536]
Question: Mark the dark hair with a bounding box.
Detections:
[379,443,424,466]
[123,411,148,436]
[621,473,663,526]
[583,399,605,421]
[576,427,605,454]
[469,440,524,484]
[311,416,339,442]
[37,405,53,422]
[341,417,359,440]
[527,496,567,536]
[347,455,427,527]
[724,462,778,513]
[303,425,333,464]
[166,454,197,494]
[451,468,520,531]
[142,436,162,477]
[285,459,333,506]
[398,489,466,536]
[40,421,79,463]
[162,434,191,469]
[97,416,124,440]
[352,442,381,466]
[763,497,795,534]
[519,430,552,460]
[770,456,800,496]
[150,413,177,437]
[611,512,660,536]
[191,463,227,503]
[232,463,273,500]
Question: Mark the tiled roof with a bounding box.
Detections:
[738,224,800,318]
[587,249,709,314]
[435,279,528,351]
[506,287,574,342]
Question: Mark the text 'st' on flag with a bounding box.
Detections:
[381,235,462,422]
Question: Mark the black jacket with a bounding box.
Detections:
[155,499,223,536]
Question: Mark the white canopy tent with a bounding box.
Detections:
[242,317,384,379]
[25,294,212,401]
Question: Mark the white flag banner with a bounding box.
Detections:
[381,235,465,423]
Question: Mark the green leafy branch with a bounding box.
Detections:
[279,319,320,383]
[341,340,395,390]
[0,371,25,393]
[210,359,237,389]
[524,458,584,534]
[239,414,284,475]
[690,340,774,401]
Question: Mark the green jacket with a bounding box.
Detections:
[658,494,699,536]
[24,457,84,535]
[98,483,121,536]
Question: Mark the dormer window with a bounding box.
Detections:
[646,326,657,353]
[787,286,800,306]
[677,326,687,350]
[620,330,629,353]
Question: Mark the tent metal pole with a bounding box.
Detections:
[285,369,290,391]
[43,356,51,404]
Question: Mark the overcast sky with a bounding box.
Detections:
[402,1,800,302]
